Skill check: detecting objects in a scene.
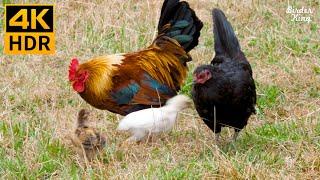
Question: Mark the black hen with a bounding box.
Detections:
[191,9,256,140]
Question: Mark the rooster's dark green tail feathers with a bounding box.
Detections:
[157,0,203,52]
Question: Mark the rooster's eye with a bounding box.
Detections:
[78,74,85,81]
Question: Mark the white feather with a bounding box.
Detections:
[117,95,191,142]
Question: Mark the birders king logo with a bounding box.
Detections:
[4,5,55,55]
[286,5,313,23]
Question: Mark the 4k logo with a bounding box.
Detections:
[4,5,55,55]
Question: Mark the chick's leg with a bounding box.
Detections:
[130,129,147,142]
[121,129,147,147]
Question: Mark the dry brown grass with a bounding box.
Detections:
[0,0,319,179]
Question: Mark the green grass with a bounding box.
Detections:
[179,65,194,97]
[0,0,319,179]
[256,84,284,115]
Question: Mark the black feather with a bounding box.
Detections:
[166,30,182,37]
[172,20,189,29]
[158,0,179,30]
[157,0,203,52]
[212,8,241,59]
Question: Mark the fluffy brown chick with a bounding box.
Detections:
[71,109,106,161]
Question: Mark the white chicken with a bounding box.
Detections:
[117,95,191,142]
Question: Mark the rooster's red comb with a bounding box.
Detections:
[69,58,79,81]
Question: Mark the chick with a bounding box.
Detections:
[71,109,106,161]
[117,95,192,142]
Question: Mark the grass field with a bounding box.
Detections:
[0,0,319,179]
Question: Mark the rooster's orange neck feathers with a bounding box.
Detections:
[73,55,124,103]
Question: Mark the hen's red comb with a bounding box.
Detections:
[68,58,79,81]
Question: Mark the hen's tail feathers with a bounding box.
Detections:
[157,0,203,52]
[212,8,241,59]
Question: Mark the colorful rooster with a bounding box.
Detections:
[68,0,202,115]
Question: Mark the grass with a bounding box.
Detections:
[0,0,320,179]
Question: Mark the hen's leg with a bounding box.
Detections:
[214,125,222,142]
[203,118,222,142]
[215,133,220,142]
[233,129,240,140]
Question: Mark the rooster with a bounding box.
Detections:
[191,9,256,141]
[68,0,203,115]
